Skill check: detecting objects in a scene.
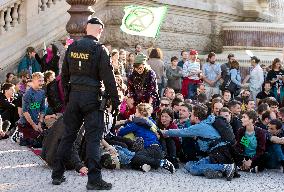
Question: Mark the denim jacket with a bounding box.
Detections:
[165,115,223,152]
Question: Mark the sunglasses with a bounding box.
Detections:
[160,103,170,107]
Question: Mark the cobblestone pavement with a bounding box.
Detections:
[1,139,284,192]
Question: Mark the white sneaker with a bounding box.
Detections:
[141,164,151,172]
[10,127,20,143]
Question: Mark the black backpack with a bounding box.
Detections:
[212,116,236,145]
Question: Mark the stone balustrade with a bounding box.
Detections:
[0,0,69,78]
[0,0,24,35]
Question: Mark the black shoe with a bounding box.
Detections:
[52,176,66,185]
[161,159,175,174]
[233,171,241,178]
[86,180,112,190]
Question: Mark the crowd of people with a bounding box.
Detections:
[1,40,284,182]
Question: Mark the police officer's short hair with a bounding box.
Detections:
[87,17,104,28]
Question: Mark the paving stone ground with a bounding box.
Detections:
[1,139,284,192]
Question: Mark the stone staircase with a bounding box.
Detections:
[0,0,70,80]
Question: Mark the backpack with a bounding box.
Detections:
[220,71,240,96]
[212,116,236,145]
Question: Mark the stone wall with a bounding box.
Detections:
[91,0,244,63]
[0,0,70,78]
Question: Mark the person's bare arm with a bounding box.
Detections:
[243,75,250,84]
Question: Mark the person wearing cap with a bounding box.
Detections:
[243,56,264,102]
[181,50,202,99]
[51,17,119,190]
[127,53,159,109]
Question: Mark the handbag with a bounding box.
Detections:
[220,71,240,95]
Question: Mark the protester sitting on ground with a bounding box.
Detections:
[100,139,175,173]
[175,93,184,102]
[264,119,284,171]
[0,115,10,140]
[118,103,160,148]
[163,87,176,102]
[256,81,274,105]
[255,110,276,130]
[0,83,17,131]
[267,99,279,115]
[235,110,267,173]
[171,97,183,119]
[162,104,236,181]
[5,73,15,84]
[246,98,256,111]
[257,103,270,117]
[41,44,60,76]
[18,71,30,95]
[222,90,231,107]
[228,100,242,136]
[211,98,224,116]
[18,47,41,76]
[18,72,45,147]
[119,96,136,120]
[174,103,201,163]
[157,108,179,168]
[235,89,251,112]
[153,97,171,121]
[217,107,236,145]
[44,70,64,113]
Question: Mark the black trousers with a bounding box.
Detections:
[130,145,163,170]
[160,137,177,158]
[52,91,104,183]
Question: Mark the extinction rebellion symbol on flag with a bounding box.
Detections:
[124,7,154,32]
[121,5,167,38]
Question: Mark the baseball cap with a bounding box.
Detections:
[87,17,104,28]
[134,53,147,64]
[189,49,198,55]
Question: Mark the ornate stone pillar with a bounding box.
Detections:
[66,0,96,40]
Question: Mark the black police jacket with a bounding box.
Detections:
[61,35,119,104]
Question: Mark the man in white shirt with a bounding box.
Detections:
[243,56,264,102]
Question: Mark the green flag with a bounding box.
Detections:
[120,5,167,38]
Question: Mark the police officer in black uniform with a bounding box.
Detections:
[51,17,119,190]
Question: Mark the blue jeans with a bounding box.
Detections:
[184,157,225,176]
[265,144,284,169]
[187,83,197,100]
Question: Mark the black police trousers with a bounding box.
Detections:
[52,91,104,183]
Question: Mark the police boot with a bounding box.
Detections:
[86,179,112,190]
[52,176,66,185]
